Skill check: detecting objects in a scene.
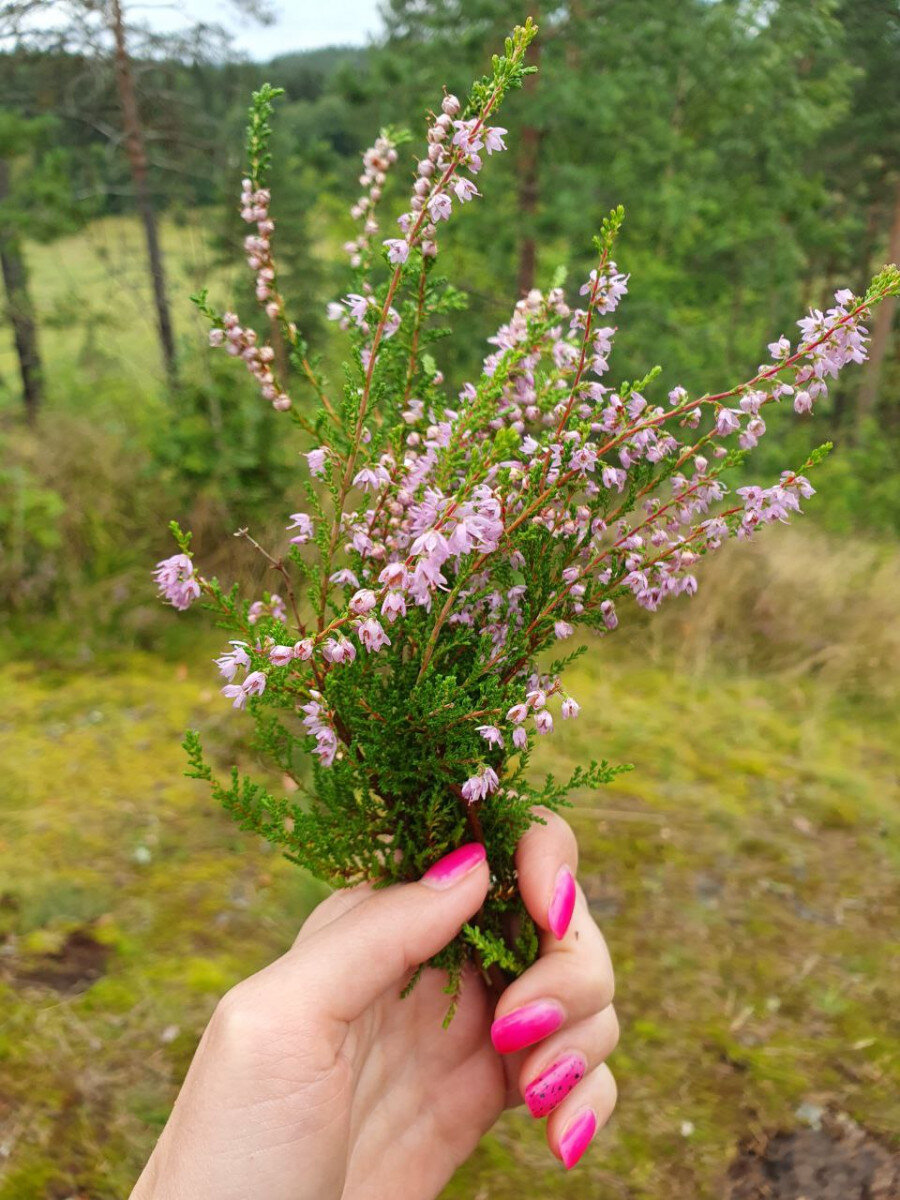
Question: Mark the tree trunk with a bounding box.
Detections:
[856,178,900,429]
[0,158,43,424]
[109,0,178,388]
[516,11,541,297]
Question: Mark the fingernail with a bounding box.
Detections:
[548,865,576,940]
[559,1106,598,1170]
[421,843,486,889]
[525,1053,586,1118]
[490,1000,564,1054]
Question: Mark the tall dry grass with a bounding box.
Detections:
[625,527,900,706]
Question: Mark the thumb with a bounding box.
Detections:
[294,843,489,1021]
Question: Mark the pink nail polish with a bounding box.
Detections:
[421,842,486,889]
[548,865,576,940]
[524,1053,586,1117]
[559,1107,598,1170]
[490,1000,564,1054]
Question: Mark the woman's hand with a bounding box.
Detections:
[131,809,617,1200]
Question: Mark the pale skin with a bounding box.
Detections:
[132,809,618,1199]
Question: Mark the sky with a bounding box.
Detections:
[138,0,385,59]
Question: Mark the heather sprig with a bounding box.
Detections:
[160,24,899,1006]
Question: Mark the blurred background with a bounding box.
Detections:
[0,1,897,1196]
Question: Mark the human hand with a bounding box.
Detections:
[131,809,618,1200]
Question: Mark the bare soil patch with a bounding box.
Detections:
[727,1112,900,1200]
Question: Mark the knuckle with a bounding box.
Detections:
[605,1005,620,1052]
[212,981,261,1043]
[525,806,580,868]
[590,957,615,1010]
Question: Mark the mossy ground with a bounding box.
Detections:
[0,648,897,1198]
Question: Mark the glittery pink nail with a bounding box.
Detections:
[524,1053,586,1117]
[490,1001,564,1054]
[559,1107,598,1169]
[548,865,576,939]
[421,843,486,889]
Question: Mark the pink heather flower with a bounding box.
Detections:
[715,408,741,436]
[293,638,314,660]
[353,465,390,492]
[484,126,507,154]
[381,591,406,624]
[349,588,378,615]
[268,644,294,667]
[312,726,338,768]
[321,636,357,665]
[287,512,314,544]
[154,553,201,611]
[507,703,528,723]
[453,178,480,203]
[243,671,267,698]
[561,698,580,719]
[534,709,554,735]
[428,193,452,222]
[208,328,225,347]
[526,688,547,710]
[306,447,328,477]
[222,669,267,710]
[343,293,370,325]
[384,238,410,264]
[358,617,391,653]
[512,727,527,750]
[442,94,460,116]
[601,466,626,492]
[460,765,500,804]
[379,562,410,589]
[476,724,504,747]
[793,390,813,415]
[215,641,250,681]
[600,600,618,630]
[221,683,247,710]
[330,568,360,588]
[554,620,574,640]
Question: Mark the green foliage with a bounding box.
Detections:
[246,84,285,187]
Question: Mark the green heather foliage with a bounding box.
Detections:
[154,24,897,1006]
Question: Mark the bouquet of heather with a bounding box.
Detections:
[157,21,897,1007]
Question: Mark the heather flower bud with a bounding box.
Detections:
[349,589,378,615]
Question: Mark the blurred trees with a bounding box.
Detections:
[0,109,89,421]
[0,0,897,633]
[0,0,273,387]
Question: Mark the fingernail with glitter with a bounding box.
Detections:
[524,1053,586,1117]
[548,865,576,939]
[421,843,486,889]
[490,1001,564,1054]
[559,1107,598,1169]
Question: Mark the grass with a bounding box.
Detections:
[0,642,896,1198]
[0,213,243,403]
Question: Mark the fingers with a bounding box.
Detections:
[546,1064,617,1170]
[490,884,614,1054]
[515,806,579,939]
[285,842,490,1022]
[517,1004,619,1118]
[495,809,618,1170]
